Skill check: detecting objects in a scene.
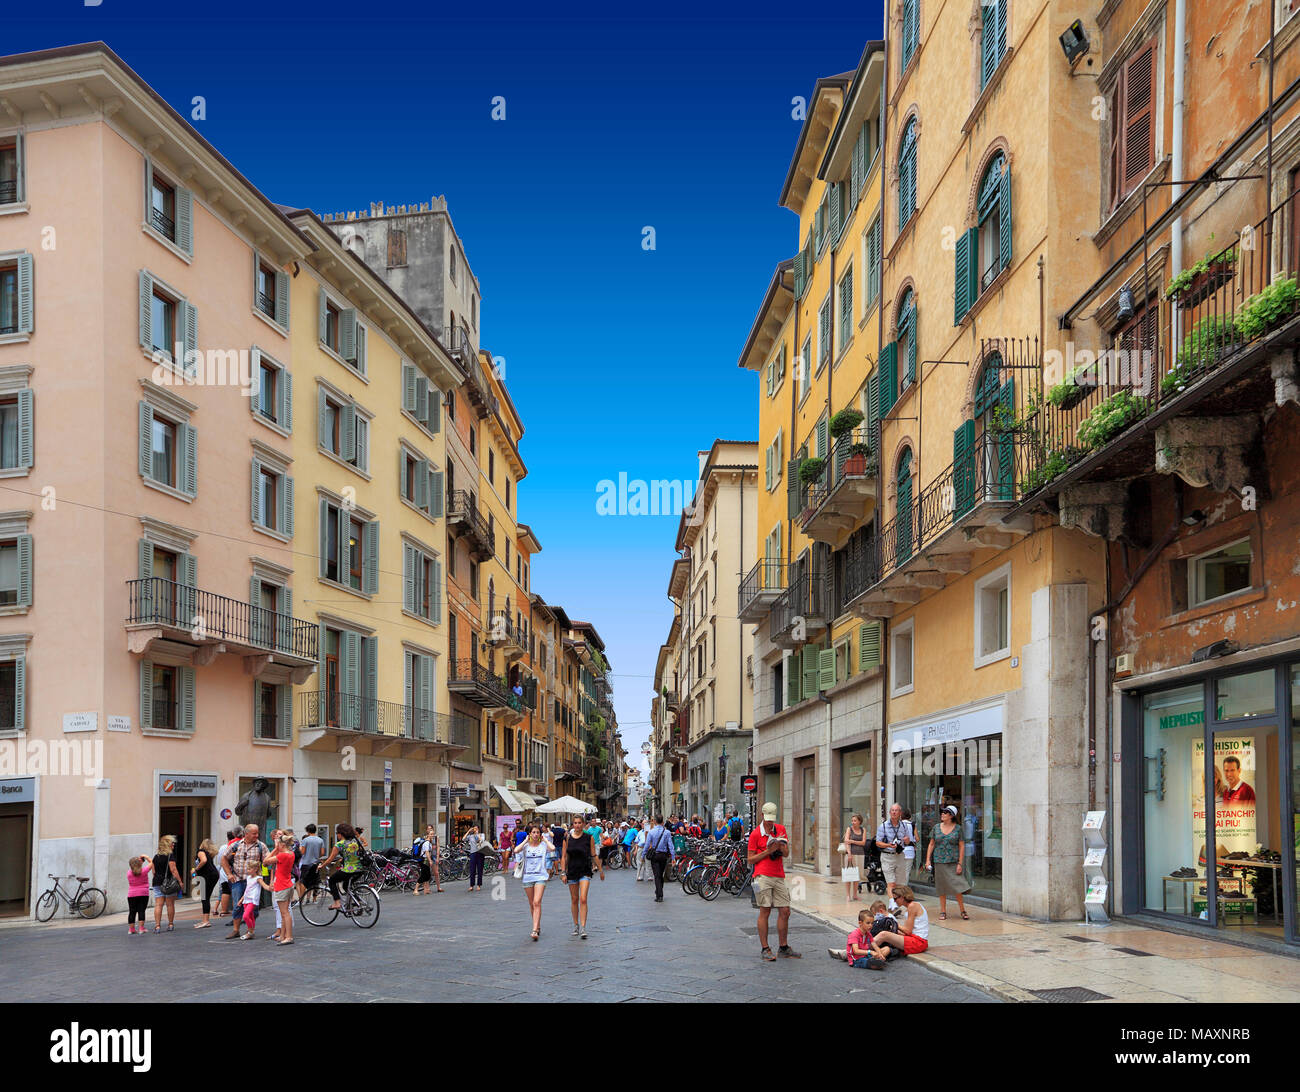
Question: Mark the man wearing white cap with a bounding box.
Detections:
[746,801,800,962]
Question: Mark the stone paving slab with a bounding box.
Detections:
[0,871,995,1004]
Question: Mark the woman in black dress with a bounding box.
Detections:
[193,838,220,929]
[559,813,603,939]
[150,834,183,933]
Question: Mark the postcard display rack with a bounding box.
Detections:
[1082,811,1109,926]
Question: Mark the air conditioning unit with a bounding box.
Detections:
[1114,652,1134,676]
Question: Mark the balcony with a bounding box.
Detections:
[662,689,679,712]
[447,658,524,724]
[149,206,175,241]
[799,429,879,543]
[256,291,276,320]
[446,490,494,560]
[444,329,499,418]
[738,557,787,622]
[484,609,525,661]
[769,569,832,649]
[1012,194,1300,520]
[297,690,469,758]
[557,757,582,779]
[126,577,318,682]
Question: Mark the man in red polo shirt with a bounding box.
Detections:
[747,801,800,962]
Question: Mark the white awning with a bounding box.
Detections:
[492,784,534,813]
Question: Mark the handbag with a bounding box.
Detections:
[160,872,182,898]
[842,866,861,884]
[836,842,848,854]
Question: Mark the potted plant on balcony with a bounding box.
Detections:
[1164,239,1238,305]
[798,456,826,486]
[1076,390,1147,450]
[844,439,873,477]
[829,407,865,440]
[1235,276,1300,343]
[1160,313,1237,397]
[1046,361,1097,411]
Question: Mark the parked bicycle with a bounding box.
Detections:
[697,842,752,901]
[35,874,107,922]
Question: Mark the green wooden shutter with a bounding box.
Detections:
[175,187,194,256]
[816,418,829,459]
[340,631,360,728]
[897,472,914,563]
[274,270,290,329]
[138,402,153,478]
[414,376,430,424]
[851,129,863,200]
[403,543,417,613]
[814,204,825,253]
[786,656,802,705]
[317,387,329,450]
[277,683,293,741]
[955,226,975,323]
[954,419,976,516]
[339,309,357,361]
[829,183,842,241]
[340,402,357,462]
[362,636,378,731]
[413,458,430,510]
[819,297,832,365]
[839,266,853,347]
[818,647,836,690]
[995,377,1016,498]
[402,363,417,413]
[355,325,367,373]
[317,287,328,343]
[250,458,262,524]
[318,498,331,578]
[905,301,918,386]
[362,520,379,595]
[981,0,998,87]
[280,370,292,433]
[793,251,805,300]
[431,560,443,624]
[428,387,442,434]
[181,423,197,497]
[12,133,23,204]
[15,533,32,608]
[276,586,292,652]
[879,342,898,414]
[12,655,24,730]
[801,645,820,696]
[139,271,153,349]
[139,660,153,731]
[787,460,802,519]
[281,475,294,537]
[180,666,196,733]
[419,654,434,723]
[999,164,1013,271]
[764,445,773,490]
[859,622,882,671]
[16,388,33,469]
[429,469,444,517]
[15,254,33,335]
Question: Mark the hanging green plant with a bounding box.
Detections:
[1076,390,1147,449]
[1164,242,1238,301]
[799,456,827,485]
[829,407,865,439]
[1046,361,1097,410]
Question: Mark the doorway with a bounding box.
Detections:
[797,757,817,867]
[158,801,211,896]
[0,802,32,916]
[317,781,350,847]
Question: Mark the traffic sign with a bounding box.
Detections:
[741,775,757,794]
[378,819,392,829]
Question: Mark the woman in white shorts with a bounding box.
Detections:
[513,823,555,941]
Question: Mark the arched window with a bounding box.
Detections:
[980,0,1007,89]
[955,352,1015,514]
[898,118,918,232]
[896,448,914,562]
[955,152,1012,322]
[897,288,917,389]
[902,0,920,70]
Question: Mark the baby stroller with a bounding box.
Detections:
[857,843,888,896]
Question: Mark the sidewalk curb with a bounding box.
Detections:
[792,905,1040,1004]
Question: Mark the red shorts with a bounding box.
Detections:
[903,934,928,955]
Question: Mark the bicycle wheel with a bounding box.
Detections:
[681,865,703,896]
[75,888,107,919]
[35,890,59,922]
[298,885,339,926]
[347,884,381,928]
[698,866,721,901]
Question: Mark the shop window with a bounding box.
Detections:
[1214,668,1275,721]
[1187,538,1252,608]
[891,619,914,697]
[974,563,1011,667]
[1141,684,1206,917]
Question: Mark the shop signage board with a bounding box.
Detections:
[159,773,218,797]
[0,777,35,802]
[1083,811,1109,926]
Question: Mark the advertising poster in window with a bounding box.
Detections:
[1192,737,1256,858]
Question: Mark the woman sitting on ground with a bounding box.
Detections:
[868,885,929,959]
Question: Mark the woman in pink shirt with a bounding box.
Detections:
[126,857,152,935]
[265,834,297,945]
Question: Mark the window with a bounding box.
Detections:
[0,535,32,608]
[469,426,476,456]
[138,401,197,497]
[318,289,366,371]
[404,542,442,622]
[864,217,881,311]
[323,298,340,351]
[974,563,1011,666]
[897,288,917,388]
[838,266,854,350]
[255,256,289,328]
[1189,539,1252,607]
[896,447,914,562]
[140,660,195,733]
[505,478,511,510]
[319,498,378,594]
[980,0,1007,89]
[317,388,368,471]
[901,0,919,70]
[0,390,32,471]
[471,295,478,328]
[250,457,293,536]
[138,272,195,365]
[0,134,22,205]
[0,253,32,339]
[1108,40,1157,211]
[890,618,914,696]
[798,334,812,403]
[898,117,918,232]
[488,448,495,484]
[0,656,24,730]
[401,363,442,434]
[254,681,292,741]
[764,430,784,491]
[149,172,176,241]
[449,246,458,285]
[387,228,408,268]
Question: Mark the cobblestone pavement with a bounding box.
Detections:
[0,871,997,1003]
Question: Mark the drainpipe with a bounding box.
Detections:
[877,7,891,829]
[1170,0,1188,337]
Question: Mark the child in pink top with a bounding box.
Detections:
[126,857,152,935]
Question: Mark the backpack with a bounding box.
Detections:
[412,837,426,858]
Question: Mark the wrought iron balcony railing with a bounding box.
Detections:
[738,557,788,621]
[127,577,318,661]
[256,291,276,318]
[447,490,494,558]
[0,180,17,204]
[447,657,515,709]
[150,206,175,240]
[298,690,449,742]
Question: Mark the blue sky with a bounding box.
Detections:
[13,0,882,766]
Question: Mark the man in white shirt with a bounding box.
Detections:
[875,803,914,904]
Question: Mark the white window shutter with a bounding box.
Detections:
[15,254,33,335]
[274,270,290,329]
[282,474,294,537]
[280,369,293,433]
[138,402,154,478]
[175,187,194,256]
[250,458,262,524]
[16,389,33,469]
[139,271,153,349]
